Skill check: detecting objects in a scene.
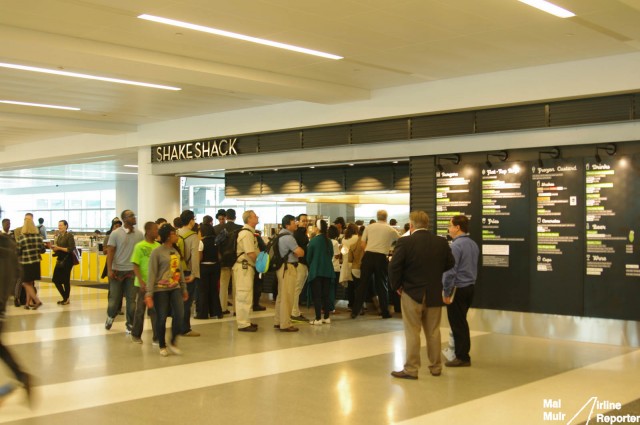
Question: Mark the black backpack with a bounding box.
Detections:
[264,234,290,272]
[220,228,252,267]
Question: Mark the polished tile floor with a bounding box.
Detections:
[1,283,639,424]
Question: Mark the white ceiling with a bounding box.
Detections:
[1,0,640,186]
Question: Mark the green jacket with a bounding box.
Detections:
[306,235,335,283]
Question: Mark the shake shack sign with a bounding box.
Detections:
[152,138,238,163]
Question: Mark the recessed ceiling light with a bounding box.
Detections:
[309,166,316,169]
[349,163,354,166]
[138,14,343,60]
[0,100,80,111]
[123,164,139,168]
[0,62,181,91]
[518,0,575,18]
[392,161,399,164]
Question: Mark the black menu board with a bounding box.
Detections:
[529,161,584,315]
[584,155,640,320]
[475,162,530,311]
[435,165,480,238]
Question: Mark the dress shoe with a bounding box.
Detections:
[445,358,471,367]
[430,371,442,377]
[391,370,417,380]
[279,326,299,332]
[222,310,231,315]
[238,325,257,332]
[253,305,266,311]
[250,323,259,328]
[273,324,280,329]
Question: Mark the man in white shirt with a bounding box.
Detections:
[351,210,399,319]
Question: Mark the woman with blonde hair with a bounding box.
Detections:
[16,217,45,309]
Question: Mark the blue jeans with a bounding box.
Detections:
[154,289,184,349]
[182,276,198,334]
[107,271,136,330]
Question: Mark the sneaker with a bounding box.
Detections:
[152,339,159,346]
[442,347,456,362]
[309,319,323,325]
[105,317,114,330]
[322,318,331,324]
[159,348,169,357]
[183,330,200,337]
[291,314,308,322]
[253,305,266,311]
[167,345,182,355]
[131,336,143,344]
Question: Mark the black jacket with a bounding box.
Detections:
[388,230,455,307]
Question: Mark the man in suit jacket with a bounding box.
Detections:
[389,210,454,379]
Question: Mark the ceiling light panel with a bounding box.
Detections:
[0,100,80,111]
[0,62,181,91]
[138,14,343,60]
[518,0,575,18]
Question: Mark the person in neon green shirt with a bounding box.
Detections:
[130,222,160,344]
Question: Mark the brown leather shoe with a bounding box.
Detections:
[279,326,299,332]
[238,325,257,332]
[391,370,417,380]
[445,358,471,367]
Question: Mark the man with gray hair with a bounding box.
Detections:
[234,210,260,332]
[389,211,454,379]
[351,209,399,319]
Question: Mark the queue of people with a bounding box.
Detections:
[1,205,480,382]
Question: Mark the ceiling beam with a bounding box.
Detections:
[0,25,369,104]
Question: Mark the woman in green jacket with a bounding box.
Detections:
[306,219,335,325]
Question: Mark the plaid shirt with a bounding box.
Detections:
[17,233,44,265]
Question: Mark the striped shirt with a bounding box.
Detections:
[17,233,44,265]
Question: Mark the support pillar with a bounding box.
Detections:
[137,147,181,225]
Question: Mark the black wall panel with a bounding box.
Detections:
[225,173,262,197]
[351,119,408,144]
[261,171,301,194]
[303,125,350,148]
[301,168,345,193]
[410,156,436,228]
[411,112,475,139]
[476,104,546,133]
[259,131,301,152]
[345,166,392,191]
[393,165,410,191]
[237,135,259,155]
[550,95,632,127]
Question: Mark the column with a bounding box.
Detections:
[137,146,181,225]
[116,179,138,219]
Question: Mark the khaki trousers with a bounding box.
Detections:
[291,263,308,317]
[274,264,297,329]
[232,264,254,329]
[219,266,233,312]
[400,291,442,377]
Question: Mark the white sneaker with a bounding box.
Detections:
[168,344,182,355]
[442,347,456,362]
[322,318,331,324]
[159,348,169,357]
[309,319,323,325]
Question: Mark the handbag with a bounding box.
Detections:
[71,248,81,266]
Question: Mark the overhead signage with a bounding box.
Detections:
[152,138,238,163]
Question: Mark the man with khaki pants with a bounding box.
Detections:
[274,215,304,332]
[388,211,454,379]
[233,210,260,332]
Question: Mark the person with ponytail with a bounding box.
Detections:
[306,219,335,325]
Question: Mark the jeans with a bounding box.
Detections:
[182,275,198,334]
[107,271,136,330]
[132,286,157,340]
[197,264,222,318]
[154,289,184,349]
